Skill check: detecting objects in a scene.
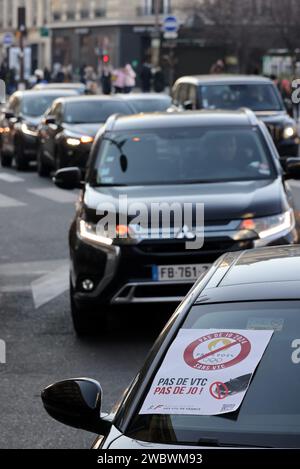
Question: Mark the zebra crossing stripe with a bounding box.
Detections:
[0,193,26,208]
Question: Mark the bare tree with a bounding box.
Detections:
[269,0,300,72]
[184,0,260,72]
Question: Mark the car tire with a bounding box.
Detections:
[15,140,28,171]
[70,282,107,337]
[37,145,50,177]
[1,152,12,168]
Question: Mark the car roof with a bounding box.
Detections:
[12,89,78,98]
[117,93,171,101]
[175,74,274,86]
[34,83,86,89]
[53,95,131,104]
[106,109,258,131]
[195,245,300,304]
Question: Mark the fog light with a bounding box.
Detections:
[81,279,94,291]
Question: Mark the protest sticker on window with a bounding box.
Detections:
[140,329,273,416]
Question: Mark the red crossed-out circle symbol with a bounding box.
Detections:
[184,332,251,370]
[209,381,229,400]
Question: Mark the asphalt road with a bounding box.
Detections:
[0,164,169,449]
[1,164,300,449]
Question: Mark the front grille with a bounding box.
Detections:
[135,283,193,298]
[136,238,252,255]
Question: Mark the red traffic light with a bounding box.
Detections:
[103,54,110,64]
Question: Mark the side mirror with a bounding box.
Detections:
[283,157,300,179]
[41,378,112,435]
[183,100,193,111]
[53,167,83,190]
[44,116,56,125]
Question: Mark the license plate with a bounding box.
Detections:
[152,264,211,282]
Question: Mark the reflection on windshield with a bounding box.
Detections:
[126,302,300,448]
[64,101,132,124]
[200,84,282,112]
[22,95,63,117]
[94,127,274,186]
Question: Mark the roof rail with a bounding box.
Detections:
[239,107,258,126]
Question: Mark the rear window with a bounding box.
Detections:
[127,301,300,447]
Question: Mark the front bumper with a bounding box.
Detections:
[277,138,299,157]
[62,143,92,169]
[21,133,38,161]
[70,226,298,306]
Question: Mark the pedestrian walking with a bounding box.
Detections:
[140,60,152,92]
[124,64,136,94]
[113,67,126,93]
[153,67,165,93]
[100,63,112,95]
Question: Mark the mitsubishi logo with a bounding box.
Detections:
[176,225,196,240]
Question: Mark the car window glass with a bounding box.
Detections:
[93,127,274,186]
[127,301,300,448]
[199,84,283,111]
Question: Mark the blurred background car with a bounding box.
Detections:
[54,109,299,335]
[0,89,78,170]
[171,75,299,157]
[117,93,172,113]
[36,95,135,176]
[33,82,88,95]
[42,245,300,448]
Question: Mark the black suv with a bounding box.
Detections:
[171,75,299,156]
[54,110,300,335]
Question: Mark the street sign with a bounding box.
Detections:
[163,15,179,40]
[163,15,179,33]
[3,33,14,46]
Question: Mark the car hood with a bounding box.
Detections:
[84,178,286,222]
[23,116,42,127]
[64,123,103,137]
[255,110,293,125]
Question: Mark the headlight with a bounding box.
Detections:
[66,134,94,146]
[78,219,132,246]
[21,123,38,137]
[66,137,81,146]
[283,126,297,139]
[239,210,294,239]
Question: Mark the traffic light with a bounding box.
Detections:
[102,54,110,64]
[18,7,26,33]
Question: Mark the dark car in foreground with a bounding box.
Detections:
[0,89,78,170]
[42,245,300,448]
[37,96,135,176]
[117,93,172,113]
[171,75,299,156]
[54,110,300,335]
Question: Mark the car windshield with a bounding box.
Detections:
[21,94,65,117]
[199,84,283,112]
[130,98,171,113]
[127,301,300,447]
[63,101,133,124]
[92,127,274,186]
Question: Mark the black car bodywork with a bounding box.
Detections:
[42,245,300,448]
[171,75,299,157]
[36,96,135,176]
[0,89,78,170]
[54,110,300,335]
